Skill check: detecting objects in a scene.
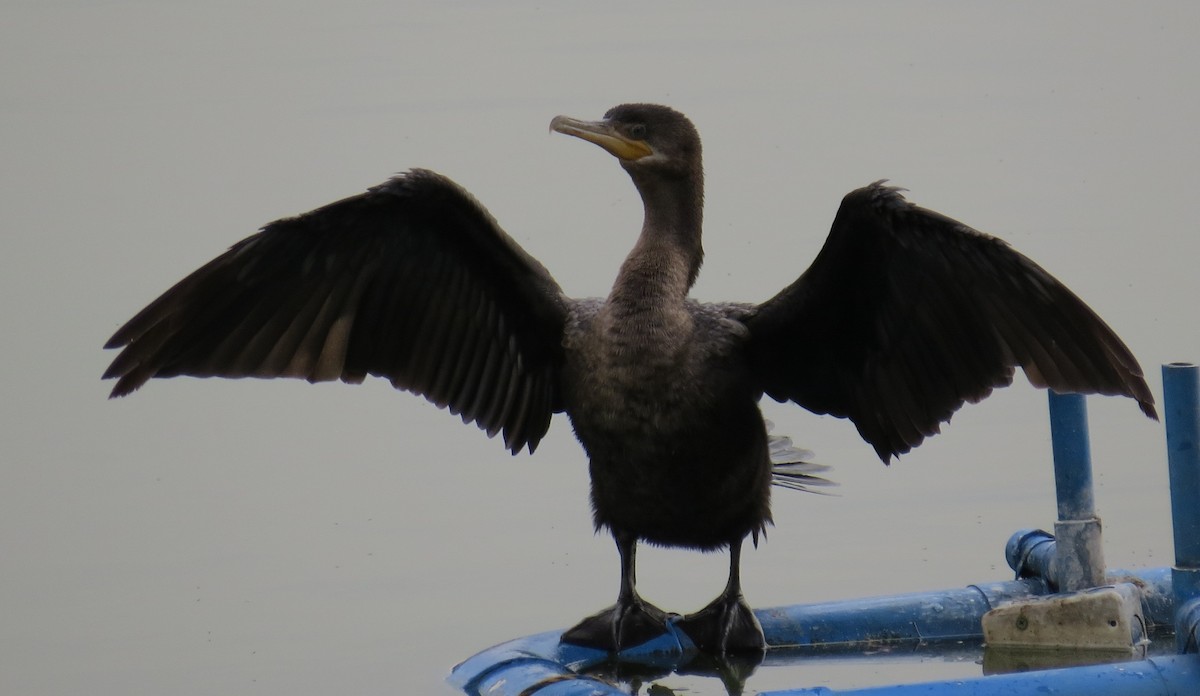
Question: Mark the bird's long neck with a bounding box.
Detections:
[608,167,704,310]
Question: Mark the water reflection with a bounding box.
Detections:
[577,641,983,695]
[577,639,1164,695]
[455,623,1180,696]
[582,651,764,696]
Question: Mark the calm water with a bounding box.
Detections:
[4,3,1198,695]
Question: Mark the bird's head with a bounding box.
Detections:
[550,103,701,181]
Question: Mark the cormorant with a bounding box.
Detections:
[103,103,1156,655]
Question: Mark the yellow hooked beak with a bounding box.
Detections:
[550,115,653,162]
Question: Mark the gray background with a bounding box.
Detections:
[4,2,1197,694]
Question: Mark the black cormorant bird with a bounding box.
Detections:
[103,103,1156,655]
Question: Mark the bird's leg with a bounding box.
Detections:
[677,537,765,654]
[561,530,670,651]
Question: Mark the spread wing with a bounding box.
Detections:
[103,169,570,453]
[744,181,1156,461]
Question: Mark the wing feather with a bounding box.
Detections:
[746,182,1155,461]
[103,169,570,454]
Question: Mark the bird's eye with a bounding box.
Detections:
[627,123,647,139]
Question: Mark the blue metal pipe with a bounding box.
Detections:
[1049,391,1095,519]
[1179,599,1200,654]
[758,580,1044,647]
[1163,364,1200,570]
[760,654,1200,696]
[449,580,1047,695]
[449,629,651,696]
[1004,529,1175,626]
[1164,362,1200,653]
[1047,390,1107,590]
[1005,528,1056,581]
[451,376,1197,695]
[450,566,1179,695]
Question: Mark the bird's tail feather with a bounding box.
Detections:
[766,423,837,494]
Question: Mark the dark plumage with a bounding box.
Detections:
[103,103,1156,654]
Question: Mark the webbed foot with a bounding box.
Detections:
[561,599,671,652]
[676,594,765,655]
